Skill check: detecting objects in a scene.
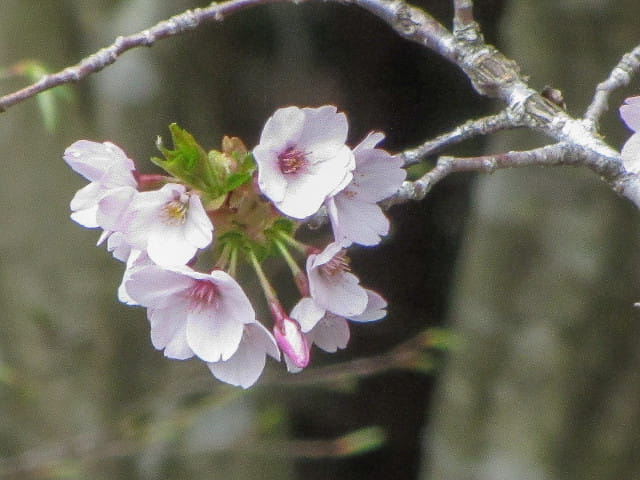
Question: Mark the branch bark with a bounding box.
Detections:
[0,0,638,210]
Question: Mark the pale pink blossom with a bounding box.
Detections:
[285,289,387,372]
[63,140,137,228]
[307,242,368,318]
[326,132,405,247]
[620,96,640,173]
[125,265,257,363]
[207,322,280,389]
[253,105,355,219]
[121,183,213,266]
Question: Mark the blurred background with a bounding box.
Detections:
[0,0,639,479]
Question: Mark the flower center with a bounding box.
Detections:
[162,199,188,225]
[278,147,308,174]
[188,279,220,307]
[321,251,350,277]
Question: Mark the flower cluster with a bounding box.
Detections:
[64,105,405,388]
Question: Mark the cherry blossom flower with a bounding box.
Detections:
[63,140,137,228]
[285,289,387,372]
[207,322,280,389]
[620,96,640,173]
[307,242,368,318]
[326,132,405,247]
[252,105,355,219]
[125,265,257,363]
[121,183,213,266]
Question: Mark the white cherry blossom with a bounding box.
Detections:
[286,289,387,372]
[125,265,257,363]
[307,242,368,318]
[326,132,405,247]
[252,105,355,219]
[122,183,213,266]
[63,140,137,228]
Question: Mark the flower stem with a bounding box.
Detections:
[247,249,278,304]
[271,229,312,256]
[274,239,309,297]
[214,242,231,271]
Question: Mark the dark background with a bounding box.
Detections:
[1,1,639,479]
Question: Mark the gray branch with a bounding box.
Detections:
[0,0,637,209]
[584,43,640,124]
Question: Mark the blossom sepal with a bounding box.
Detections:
[153,123,256,203]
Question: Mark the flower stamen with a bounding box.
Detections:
[188,279,220,307]
[162,199,188,225]
[278,147,308,174]
[322,251,350,276]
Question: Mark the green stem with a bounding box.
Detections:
[271,229,309,256]
[214,242,231,271]
[274,239,303,277]
[247,249,278,304]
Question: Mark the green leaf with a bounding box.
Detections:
[152,123,221,195]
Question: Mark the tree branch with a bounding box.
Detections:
[388,142,634,208]
[585,43,640,125]
[399,109,521,165]
[0,0,284,112]
[0,0,637,209]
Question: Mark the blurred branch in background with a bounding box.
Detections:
[0,327,448,479]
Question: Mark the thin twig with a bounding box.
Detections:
[399,109,520,165]
[585,43,640,125]
[0,0,285,112]
[388,142,629,206]
[452,0,482,44]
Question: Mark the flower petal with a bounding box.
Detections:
[207,323,280,389]
[307,315,350,353]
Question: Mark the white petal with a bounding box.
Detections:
[284,352,304,373]
[255,151,289,203]
[70,205,100,228]
[184,194,214,248]
[622,133,640,174]
[147,225,197,266]
[207,323,280,389]
[348,289,387,322]
[297,106,347,156]
[353,131,385,153]
[125,265,193,308]
[309,268,368,318]
[258,106,305,149]
[307,315,350,353]
[187,307,245,362]
[97,186,137,231]
[290,297,326,333]
[63,140,134,182]
[620,97,640,132]
[148,304,194,360]
[350,151,405,203]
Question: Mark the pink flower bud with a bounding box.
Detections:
[274,316,310,368]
